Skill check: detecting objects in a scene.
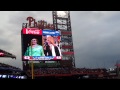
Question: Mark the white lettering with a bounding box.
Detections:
[43,31,55,35]
[26,29,40,35]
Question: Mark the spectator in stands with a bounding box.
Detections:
[24,38,45,56]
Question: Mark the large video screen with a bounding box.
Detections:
[21,28,62,61]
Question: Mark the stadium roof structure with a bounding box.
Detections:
[0,67,21,72]
[0,49,16,59]
[0,62,21,70]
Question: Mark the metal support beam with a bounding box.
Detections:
[53,11,75,68]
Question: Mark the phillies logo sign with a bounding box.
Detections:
[22,28,42,35]
[22,17,54,29]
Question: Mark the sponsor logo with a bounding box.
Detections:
[23,28,42,35]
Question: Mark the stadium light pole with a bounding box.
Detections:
[31,44,34,79]
[31,60,34,79]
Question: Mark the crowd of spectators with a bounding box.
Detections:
[26,67,108,77]
[70,68,107,74]
[27,68,71,76]
[0,63,24,76]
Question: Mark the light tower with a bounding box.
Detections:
[52,11,75,68]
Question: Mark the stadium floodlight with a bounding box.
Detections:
[57,11,68,18]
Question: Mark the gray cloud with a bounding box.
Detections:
[0,11,120,69]
[71,11,120,69]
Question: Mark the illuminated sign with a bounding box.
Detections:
[57,11,68,18]
[0,74,27,79]
[22,28,42,35]
[21,28,62,61]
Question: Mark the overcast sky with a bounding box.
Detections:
[0,11,120,69]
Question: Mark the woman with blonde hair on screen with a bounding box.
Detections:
[44,35,61,56]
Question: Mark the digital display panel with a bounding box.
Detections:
[0,74,27,79]
[21,28,62,61]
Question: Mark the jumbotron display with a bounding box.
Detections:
[21,28,62,61]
